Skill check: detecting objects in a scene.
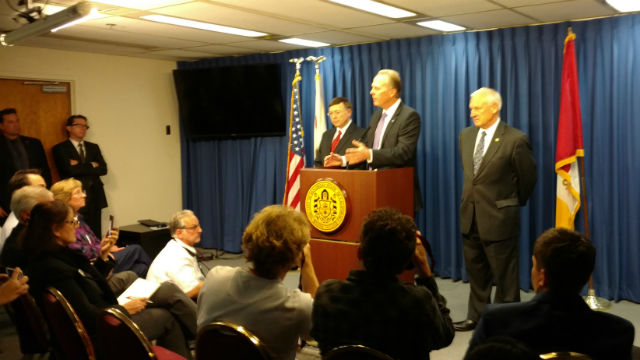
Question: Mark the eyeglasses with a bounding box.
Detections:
[72,190,87,198]
[64,217,80,227]
[182,224,201,230]
[327,110,344,117]
[71,124,90,129]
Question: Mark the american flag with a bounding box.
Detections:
[284,72,305,210]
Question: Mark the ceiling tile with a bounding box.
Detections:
[185,44,257,55]
[353,23,438,39]
[52,24,207,48]
[153,2,327,36]
[300,30,381,44]
[208,0,392,28]
[492,0,568,6]
[387,0,502,17]
[441,9,536,29]
[143,48,213,59]
[228,38,303,52]
[516,0,615,22]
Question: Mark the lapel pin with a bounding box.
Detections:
[495,138,500,142]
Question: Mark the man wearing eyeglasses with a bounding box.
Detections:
[147,210,205,299]
[315,97,366,168]
[0,108,51,223]
[52,115,108,236]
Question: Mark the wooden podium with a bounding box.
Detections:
[300,167,413,283]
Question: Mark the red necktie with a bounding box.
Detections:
[330,130,342,152]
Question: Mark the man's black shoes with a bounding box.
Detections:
[453,319,477,331]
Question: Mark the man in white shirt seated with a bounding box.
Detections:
[147,210,204,299]
[0,169,46,252]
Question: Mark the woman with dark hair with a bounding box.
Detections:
[25,200,195,359]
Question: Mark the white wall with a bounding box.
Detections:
[0,45,182,232]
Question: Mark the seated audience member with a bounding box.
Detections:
[25,200,196,359]
[0,169,46,250]
[0,266,29,305]
[311,208,454,360]
[464,336,538,360]
[468,228,635,360]
[147,210,204,298]
[0,186,53,268]
[197,205,319,360]
[51,178,151,277]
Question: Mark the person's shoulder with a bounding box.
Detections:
[52,139,71,150]
[20,135,44,145]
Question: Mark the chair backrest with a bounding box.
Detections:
[97,306,156,360]
[196,321,271,360]
[4,291,50,355]
[540,352,593,360]
[41,287,96,360]
[324,345,395,360]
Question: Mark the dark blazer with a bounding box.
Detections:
[459,121,537,241]
[52,139,108,209]
[468,290,635,360]
[0,134,52,212]
[314,122,366,168]
[365,101,422,210]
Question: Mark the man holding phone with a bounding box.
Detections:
[52,115,108,235]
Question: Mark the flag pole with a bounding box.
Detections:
[283,57,305,208]
[581,154,610,310]
[562,26,611,310]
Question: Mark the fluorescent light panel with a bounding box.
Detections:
[41,4,106,32]
[279,38,330,48]
[329,0,415,19]
[141,15,266,37]
[416,20,465,32]
[605,0,640,12]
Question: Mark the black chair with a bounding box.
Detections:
[324,345,395,360]
[96,306,186,360]
[41,287,96,360]
[539,352,593,359]
[196,321,271,360]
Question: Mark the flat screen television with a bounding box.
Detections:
[173,63,286,139]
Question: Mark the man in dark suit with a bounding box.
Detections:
[0,108,52,221]
[344,69,422,209]
[468,228,634,360]
[455,87,537,331]
[52,115,108,235]
[315,97,365,168]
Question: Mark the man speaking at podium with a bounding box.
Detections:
[343,69,422,210]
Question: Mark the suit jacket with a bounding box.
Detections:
[459,121,537,241]
[0,135,52,211]
[468,290,635,360]
[52,139,108,209]
[314,122,366,168]
[365,101,422,210]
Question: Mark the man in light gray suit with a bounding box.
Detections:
[455,87,537,331]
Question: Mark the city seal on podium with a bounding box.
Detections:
[305,178,348,233]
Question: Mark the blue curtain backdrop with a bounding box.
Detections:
[178,14,640,302]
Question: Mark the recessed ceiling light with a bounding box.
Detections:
[279,38,330,48]
[416,20,465,32]
[141,15,267,37]
[605,0,640,12]
[328,0,416,19]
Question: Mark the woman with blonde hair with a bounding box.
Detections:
[51,178,150,277]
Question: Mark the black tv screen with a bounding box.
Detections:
[173,64,286,139]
